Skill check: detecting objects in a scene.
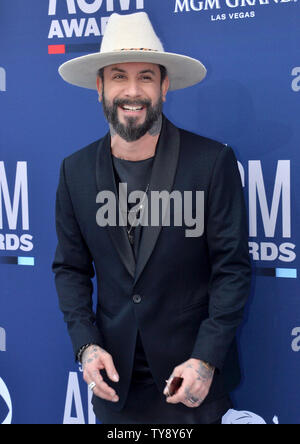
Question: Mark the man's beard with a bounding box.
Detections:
[102,91,163,142]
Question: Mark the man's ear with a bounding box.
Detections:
[96,77,103,102]
[162,75,170,102]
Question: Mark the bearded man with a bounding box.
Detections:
[52,12,251,424]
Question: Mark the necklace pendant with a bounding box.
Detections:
[128,232,134,245]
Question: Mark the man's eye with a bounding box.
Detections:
[113,74,126,80]
[141,76,153,81]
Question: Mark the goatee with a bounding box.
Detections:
[102,93,163,142]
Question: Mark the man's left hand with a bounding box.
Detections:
[164,358,215,408]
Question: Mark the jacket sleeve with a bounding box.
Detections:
[52,159,104,360]
[190,145,251,371]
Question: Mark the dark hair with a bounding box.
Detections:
[97,65,167,85]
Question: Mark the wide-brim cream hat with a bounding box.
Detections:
[59,12,207,91]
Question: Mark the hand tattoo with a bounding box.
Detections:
[82,345,106,370]
[187,360,214,382]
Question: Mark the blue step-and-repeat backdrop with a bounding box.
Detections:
[0,0,299,424]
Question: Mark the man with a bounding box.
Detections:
[52,12,251,424]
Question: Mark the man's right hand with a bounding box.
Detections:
[81,345,120,402]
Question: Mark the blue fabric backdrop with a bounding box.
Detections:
[0,0,299,424]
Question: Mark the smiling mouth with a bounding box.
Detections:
[120,105,145,112]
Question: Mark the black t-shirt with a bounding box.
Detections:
[111,153,155,384]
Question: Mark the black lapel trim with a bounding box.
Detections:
[95,132,136,279]
[133,116,180,286]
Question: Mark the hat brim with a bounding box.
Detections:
[58,50,207,91]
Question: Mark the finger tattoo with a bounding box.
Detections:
[184,386,201,405]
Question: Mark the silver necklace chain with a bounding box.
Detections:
[125,183,150,245]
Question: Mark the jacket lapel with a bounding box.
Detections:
[133,117,180,286]
[95,132,136,279]
[95,116,180,284]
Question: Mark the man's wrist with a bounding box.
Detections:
[77,343,94,363]
[190,357,215,372]
[200,360,215,372]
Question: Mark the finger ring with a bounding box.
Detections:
[188,396,198,404]
[88,381,96,391]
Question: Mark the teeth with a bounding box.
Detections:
[122,106,143,111]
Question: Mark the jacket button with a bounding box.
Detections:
[133,294,142,304]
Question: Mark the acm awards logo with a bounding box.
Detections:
[237,160,296,263]
[0,68,32,254]
[63,369,96,424]
[0,162,33,253]
[48,0,145,40]
[0,328,13,425]
[238,68,299,265]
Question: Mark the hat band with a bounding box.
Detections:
[113,48,159,52]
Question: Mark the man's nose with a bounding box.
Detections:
[123,79,143,98]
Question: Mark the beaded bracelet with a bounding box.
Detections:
[77,343,93,363]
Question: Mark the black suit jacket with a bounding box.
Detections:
[52,116,251,412]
